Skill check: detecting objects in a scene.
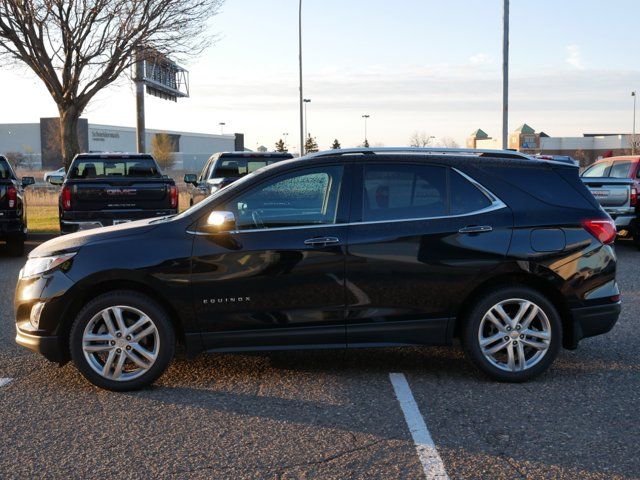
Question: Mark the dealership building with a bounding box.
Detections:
[0,118,244,171]
[467,124,636,166]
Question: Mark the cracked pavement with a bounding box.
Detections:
[0,239,638,479]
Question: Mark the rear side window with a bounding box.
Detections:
[609,161,632,178]
[362,164,447,221]
[582,162,610,177]
[0,159,13,179]
[450,171,492,215]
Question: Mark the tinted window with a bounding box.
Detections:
[362,164,447,221]
[69,158,160,179]
[582,162,610,177]
[450,171,492,215]
[220,166,343,230]
[0,159,12,179]
[609,161,632,178]
[212,156,291,179]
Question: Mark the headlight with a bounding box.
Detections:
[21,253,76,278]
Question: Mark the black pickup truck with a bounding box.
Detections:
[48,153,178,234]
[0,155,35,255]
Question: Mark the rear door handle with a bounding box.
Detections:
[458,225,493,234]
[304,237,340,247]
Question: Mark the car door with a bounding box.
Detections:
[345,162,512,347]
[191,163,350,350]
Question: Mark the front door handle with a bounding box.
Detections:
[304,237,340,247]
[458,225,493,234]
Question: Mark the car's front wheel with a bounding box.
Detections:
[70,291,175,391]
[461,286,562,382]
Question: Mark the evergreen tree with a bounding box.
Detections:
[331,139,341,149]
[305,134,319,154]
[275,139,287,152]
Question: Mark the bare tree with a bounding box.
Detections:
[439,136,459,148]
[409,131,433,148]
[4,151,27,169]
[0,0,223,168]
[151,133,176,171]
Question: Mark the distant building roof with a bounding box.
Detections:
[539,131,550,138]
[514,124,535,134]
[469,128,489,139]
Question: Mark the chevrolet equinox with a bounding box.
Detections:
[15,148,621,390]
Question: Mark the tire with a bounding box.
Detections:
[461,286,562,382]
[70,290,175,391]
[6,236,25,257]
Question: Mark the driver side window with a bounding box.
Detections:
[219,166,344,230]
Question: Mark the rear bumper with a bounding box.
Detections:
[609,214,636,230]
[61,209,177,233]
[566,302,621,349]
[0,218,24,237]
[15,328,64,363]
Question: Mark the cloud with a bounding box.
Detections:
[566,44,584,70]
[469,53,491,65]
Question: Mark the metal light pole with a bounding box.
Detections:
[362,114,370,145]
[298,0,304,157]
[135,51,146,153]
[219,122,226,135]
[633,91,637,155]
[283,132,289,150]
[502,0,509,150]
[303,99,311,142]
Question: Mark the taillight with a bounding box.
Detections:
[582,218,616,245]
[631,187,637,207]
[169,185,178,209]
[7,186,16,209]
[61,185,72,211]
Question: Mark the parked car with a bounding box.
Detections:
[0,155,35,256]
[184,152,293,206]
[43,166,65,183]
[47,153,178,234]
[534,154,579,166]
[581,155,639,248]
[17,147,620,390]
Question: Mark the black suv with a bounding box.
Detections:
[184,151,293,206]
[0,155,35,256]
[15,148,620,390]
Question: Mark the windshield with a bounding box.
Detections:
[212,157,288,179]
[69,158,161,179]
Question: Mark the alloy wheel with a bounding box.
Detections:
[82,305,160,381]
[478,298,551,372]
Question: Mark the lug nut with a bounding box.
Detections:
[126,336,131,341]
[520,334,525,339]
[506,326,512,332]
[116,348,121,353]
[512,341,518,346]
[504,336,509,342]
[110,341,116,346]
[126,345,131,351]
[116,333,122,338]
[516,325,521,330]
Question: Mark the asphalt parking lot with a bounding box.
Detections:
[0,239,638,480]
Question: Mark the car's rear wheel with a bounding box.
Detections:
[461,286,562,382]
[70,291,175,391]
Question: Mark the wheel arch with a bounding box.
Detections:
[56,278,187,363]
[453,272,574,349]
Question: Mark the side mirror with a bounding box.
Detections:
[47,174,65,186]
[21,176,35,187]
[203,211,236,232]
[184,173,198,185]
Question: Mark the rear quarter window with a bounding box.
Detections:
[0,159,13,179]
[450,170,492,215]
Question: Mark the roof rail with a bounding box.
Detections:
[304,147,534,161]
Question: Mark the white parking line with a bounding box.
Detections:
[389,373,450,480]
[0,378,12,388]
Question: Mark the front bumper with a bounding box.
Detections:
[566,302,621,349]
[15,323,64,363]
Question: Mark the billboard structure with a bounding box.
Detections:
[134,48,190,152]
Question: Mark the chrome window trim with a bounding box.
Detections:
[188,168,507,235]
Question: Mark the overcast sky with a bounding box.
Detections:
[0,0,638,152]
